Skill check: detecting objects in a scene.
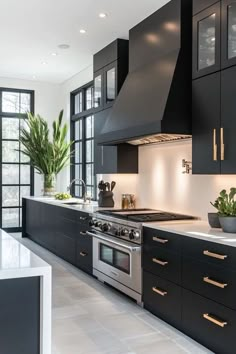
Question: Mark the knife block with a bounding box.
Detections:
[98,191,114,207]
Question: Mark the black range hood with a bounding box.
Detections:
[98,0,192,146]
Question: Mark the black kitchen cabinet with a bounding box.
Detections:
[23,199,92,274]
[193,2,221,79]
[193,0,220,15]
[192,72,221,174]
[222,0,236,69]
[94,108,138,174]
[93,39,128,112]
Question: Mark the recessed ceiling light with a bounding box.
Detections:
[51,52,58,56]
[41,61,48,65]
[80,29,86,34]
[58,44,70,49]
[99,12,108,18]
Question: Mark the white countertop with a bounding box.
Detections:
[143,220,236,247]
[0,229,51,280]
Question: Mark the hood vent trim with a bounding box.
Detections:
[128,134,192,146]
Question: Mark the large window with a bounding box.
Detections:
[0,88,34,231]
[71,82,96,200]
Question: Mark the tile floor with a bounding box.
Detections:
[13,234,213,354]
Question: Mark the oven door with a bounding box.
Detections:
[87,231,142,294]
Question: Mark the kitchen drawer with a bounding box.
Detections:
[182,289,236,354]
[76,237,92,274]
[183,257,236,310]
[183,237,236,270]
[143,246,181,284]
[143,271,182,329]
[143,227,181,252]
[55,232,76,265]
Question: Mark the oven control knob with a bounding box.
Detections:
[89,219,95,227]
[95,220,102,228]
[101,223,110,232]
[129,230,140,240]
[120,228,129,236]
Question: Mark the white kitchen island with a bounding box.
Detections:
[0,229,51,354]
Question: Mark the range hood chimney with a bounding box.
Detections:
[98,0,192,146]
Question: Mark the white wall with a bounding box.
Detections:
[104,140,236,220]
[0,77,62,195]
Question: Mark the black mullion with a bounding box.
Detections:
[82,117,86,197]
[0,112,2,229]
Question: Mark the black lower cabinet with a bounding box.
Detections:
[23,199,92,275]
[0,277,40,354]
[143,271,182,329]
[182,289,236,354]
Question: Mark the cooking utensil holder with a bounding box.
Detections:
[98,191,114,207]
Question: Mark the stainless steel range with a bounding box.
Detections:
[88,209,194,304]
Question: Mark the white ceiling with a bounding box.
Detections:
[0,0,169,84]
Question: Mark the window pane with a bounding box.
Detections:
[86,87,93,110]
[86,186,94,199]
[2,141,19,163]
[86,164,94,185]
[2,186,19,207]
[75,164,82,181]
[2,164,19,184]
[74,92,83,114]
[2,208,19,228]
[94,75,102,108]
[20,186,31,206]
[198,14,216,70]
[75,142,83,163]
[106,67,116,102]
[20,93,31,113]
[20,165,31,184]
[2,118,19,139]
[86,116,94,139]
[2,92,20,113]
[75,120,83,140]
[75,185,82,197]
[20,144,30,163]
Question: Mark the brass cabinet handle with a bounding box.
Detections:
[80,231,87,236]
[152,286,167,296]
[203,313,227,328]
[220,127,225,161]
[213,128,218,161]
[152,258,168,266]
[80,251,87,257]
[203,276,228,289]
[153,237,169,244]
[203,250,228,260]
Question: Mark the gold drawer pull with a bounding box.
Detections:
[153,237,169,244]
[80,251,87,257]
[152,258,168,266]
[80,231,87,236]
[152,286,167,296]
[220,127,225,161]
[213,128,217,161]
[203,313,227,328]
[203,250,228,260]
[203,277,228,289]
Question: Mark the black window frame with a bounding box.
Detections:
[0,87,35,232]
[70,81,96,200]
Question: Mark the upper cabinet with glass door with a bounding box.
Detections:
[93,39,128,112]
[222,0,236,68]
[193,2,221,79]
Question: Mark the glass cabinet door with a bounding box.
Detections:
[193,3,221,79]
[94,73,102,108]
[222,0,236,68]
[106,67,116,104]
[227,2,236,59]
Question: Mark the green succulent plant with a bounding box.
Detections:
[19,110,74,188]
[211,188,236,217]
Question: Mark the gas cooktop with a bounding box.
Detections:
[97,209,195,223]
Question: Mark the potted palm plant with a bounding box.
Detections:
[211,188,236,233]
[19,110,73,196]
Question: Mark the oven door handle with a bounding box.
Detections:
[86,231,141,252]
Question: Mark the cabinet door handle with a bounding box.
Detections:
[153,237,169,244]
[220,127,225,161]
[203,313,227,328]
[213,129,217,161]
[152,286,167,296]
[80,231,87,236]
[203,277,228,289]
[203,250,228,260]
[152,258,168,266]
[80,251,87,257]
[80,216,87,221]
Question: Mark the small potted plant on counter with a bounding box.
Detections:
[208,199,221,228]
[211,188,236,233]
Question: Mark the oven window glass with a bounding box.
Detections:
[114,250,130,274]
[99,244,130,274]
